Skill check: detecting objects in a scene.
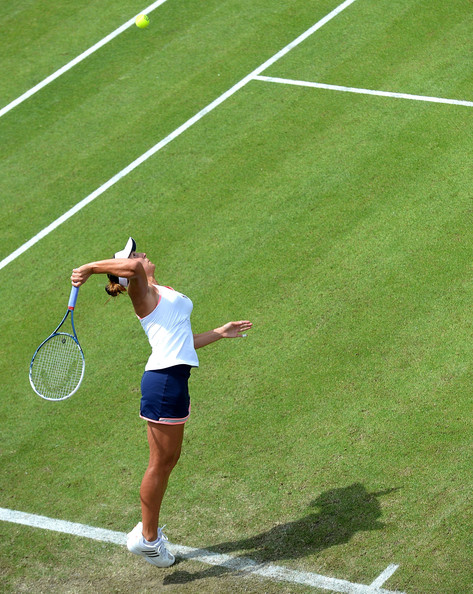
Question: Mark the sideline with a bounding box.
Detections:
[0,507,404,593]
[0,0,358,272]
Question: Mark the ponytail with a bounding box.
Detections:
[105,274,127,297]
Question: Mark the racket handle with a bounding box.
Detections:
[68,285,80,310]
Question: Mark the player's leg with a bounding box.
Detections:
[140,421,185,542]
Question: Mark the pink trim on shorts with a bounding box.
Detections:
[140,413,190,425]
[140,403,191,425]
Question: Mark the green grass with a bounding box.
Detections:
[2,0,473,592]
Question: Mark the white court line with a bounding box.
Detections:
[371,565,401,589]
[0,508,404,593]
[254,75,473,108]
[0,0,169,119]
[0,0,358,272]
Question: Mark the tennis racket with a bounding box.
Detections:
[29,285,85,401]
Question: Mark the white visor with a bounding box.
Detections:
[114,237,136,287]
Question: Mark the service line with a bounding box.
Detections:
[0,507,404,593]
[0,0,170,119]
[254,76,473,108]
[0,0,358,272]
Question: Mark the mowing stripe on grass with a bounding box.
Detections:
[0,508,404,593]
[254,76,473,108]
[0,0,358,273]
[0,0,169,119]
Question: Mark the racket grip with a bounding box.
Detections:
[68,285,79,310]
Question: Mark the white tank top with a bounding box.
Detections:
[139,285,199,371]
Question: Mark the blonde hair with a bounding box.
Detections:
[105,274,127,297]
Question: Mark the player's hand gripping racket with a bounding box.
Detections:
[29,286,85,401]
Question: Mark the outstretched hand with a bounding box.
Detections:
[219,320,253,338]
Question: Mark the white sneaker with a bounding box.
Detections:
[127,522,175,568]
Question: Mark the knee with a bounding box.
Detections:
[151,448,181,475]
[168,447,182,471]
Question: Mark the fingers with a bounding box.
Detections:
[70,269,80,286]
[232,320,253,337]
[233,320,252,328]
[70,268,87,287]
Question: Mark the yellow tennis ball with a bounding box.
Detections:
[135,14,150,29]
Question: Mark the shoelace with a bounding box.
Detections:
[156,526,173,559]
[158,525,169,542]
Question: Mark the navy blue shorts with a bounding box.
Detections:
[140,365,191,425]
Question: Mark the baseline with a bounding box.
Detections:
[0,507,405,593]
[0,0,169,119]
[0,0,358,272]
[254,75,473,108]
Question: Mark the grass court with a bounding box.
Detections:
[1,1,473,591]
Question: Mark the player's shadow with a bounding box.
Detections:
[164,482,399,585]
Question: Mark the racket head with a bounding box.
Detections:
[29,332,85,401]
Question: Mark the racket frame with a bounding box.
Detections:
[29,286,85,401]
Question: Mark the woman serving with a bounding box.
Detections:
[71,237,252,568]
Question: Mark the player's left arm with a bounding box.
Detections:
[193,320,252,349]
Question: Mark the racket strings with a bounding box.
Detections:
[30,334,83,400]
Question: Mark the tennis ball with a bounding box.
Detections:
[135,14,150,29]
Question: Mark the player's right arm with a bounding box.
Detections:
[71,258,144,287]
[71,259,157,317]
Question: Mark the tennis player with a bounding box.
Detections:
[71,237,252,568]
